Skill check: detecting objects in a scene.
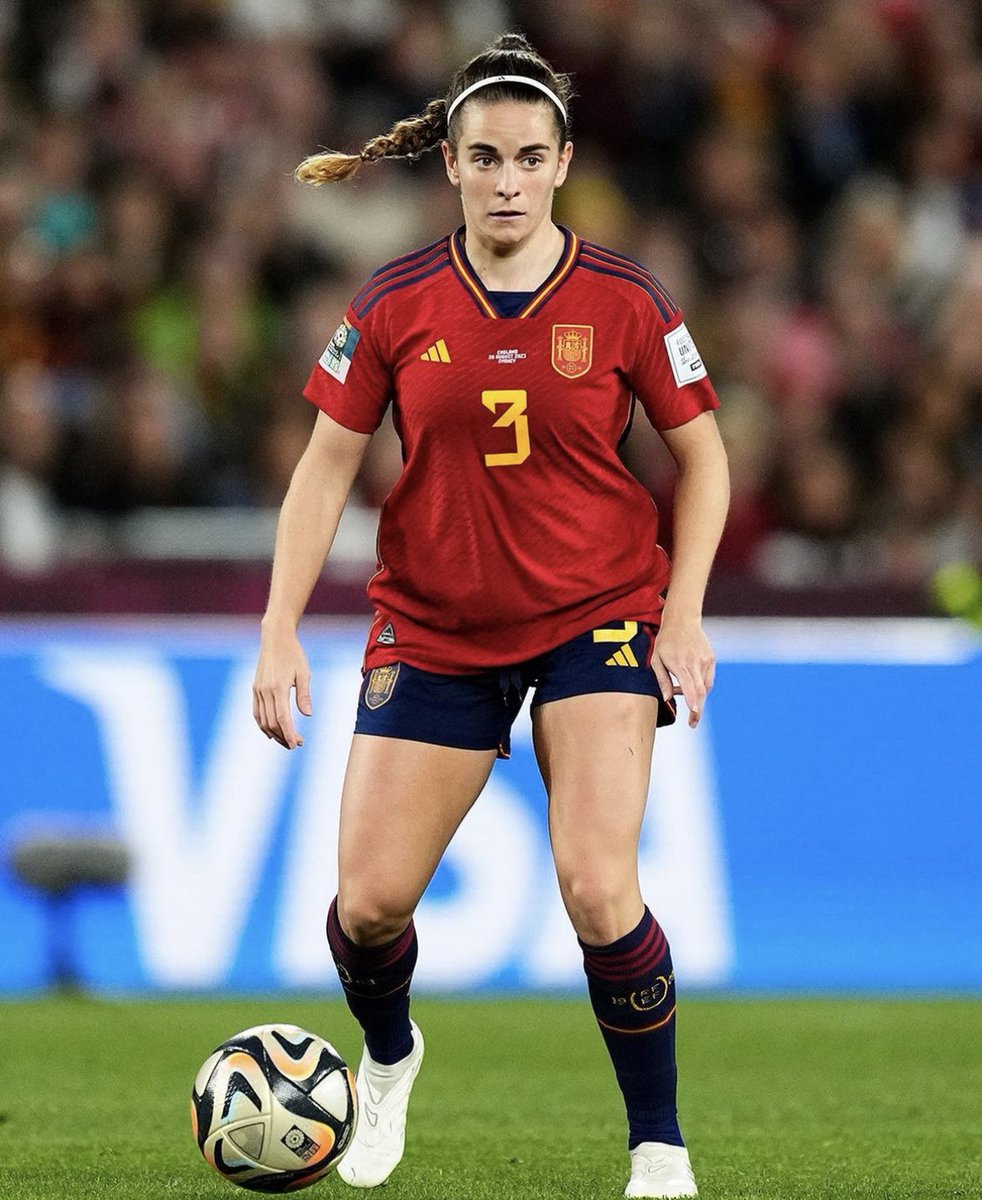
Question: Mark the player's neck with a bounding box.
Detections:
[463,222,565,292]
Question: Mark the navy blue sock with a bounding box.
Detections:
[580,907,684,1149]
[326,897,417,1065]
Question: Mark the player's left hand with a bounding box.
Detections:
[651,616,715,728]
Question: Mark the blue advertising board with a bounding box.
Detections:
[1,618,979,993]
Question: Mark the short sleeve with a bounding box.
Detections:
[303,304,391,434]
[631,306,719,431]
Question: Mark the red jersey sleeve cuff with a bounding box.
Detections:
[302,364,382,435]
[654,380,720,430]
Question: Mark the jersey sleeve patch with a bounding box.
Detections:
[319,320,362,384]
[663,322,707,387]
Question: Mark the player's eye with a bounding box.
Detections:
[522,156,543,167]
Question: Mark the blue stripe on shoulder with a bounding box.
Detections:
[579,260,674,322]
[352,239,449,310]
[353,258,451,318]
[582,243,679,315]
[370,236,447,279]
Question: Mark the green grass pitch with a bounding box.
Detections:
[1,994,979,1199]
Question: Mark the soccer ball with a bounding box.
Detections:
[191,1023,357,1191]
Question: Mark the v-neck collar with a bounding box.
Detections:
[449,225,581,319]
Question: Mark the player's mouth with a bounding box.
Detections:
[489,210,525,220]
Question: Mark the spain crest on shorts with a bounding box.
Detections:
[365,663,400,709]
[552,324,593,378]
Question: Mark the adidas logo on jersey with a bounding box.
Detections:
[376,622,396,645]
[605,644,639,667]
[420,339,451,363]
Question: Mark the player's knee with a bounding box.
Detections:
[559,868,639,946]
[335,890,413,947]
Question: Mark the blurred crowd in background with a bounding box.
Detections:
[0,0,980,605]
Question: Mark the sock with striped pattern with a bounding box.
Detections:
[580,906,684,1148]
[326,897,417,1065]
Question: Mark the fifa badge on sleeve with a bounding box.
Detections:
[319,320,362,385]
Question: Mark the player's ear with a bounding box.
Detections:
[554,140,573,189]
[442,140,460,187]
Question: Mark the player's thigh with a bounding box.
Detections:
[337,733,497,931]
[532,691,659,884]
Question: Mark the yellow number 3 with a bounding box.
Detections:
[482,389,530,467]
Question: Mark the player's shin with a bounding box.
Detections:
[326,896,417,1064]
[580,906,684,1149]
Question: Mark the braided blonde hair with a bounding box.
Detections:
[295,98,449,185]
[295,33,572,186]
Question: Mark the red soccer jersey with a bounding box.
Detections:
[304,227,719,673]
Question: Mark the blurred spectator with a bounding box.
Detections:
[868,427,973,585]
[132,231,276,436]
[101,167,176,304]
[0,363,64,571]
[249,406,317,508]
[712,383,776,574]
[0,0,979,613]
[29,113,98,255]
[757,437,867,586]
[57,360,208,514]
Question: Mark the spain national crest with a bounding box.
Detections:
[365,663,400,709]
[552,324,593,378]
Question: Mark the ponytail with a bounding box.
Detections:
[295,98,448,185]
[295,33,571,187]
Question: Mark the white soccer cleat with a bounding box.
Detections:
[625,1142,698,1198]
[337,1021,424,1188]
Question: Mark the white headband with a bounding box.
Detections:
[446,75,567,125]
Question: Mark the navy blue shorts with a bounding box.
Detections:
[354,620,676,758]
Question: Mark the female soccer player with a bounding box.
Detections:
[253,33,729,1200]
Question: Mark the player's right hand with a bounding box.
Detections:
[651,614,715,729]
[252,627,312,750]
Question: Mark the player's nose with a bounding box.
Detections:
[495,164,520,197]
